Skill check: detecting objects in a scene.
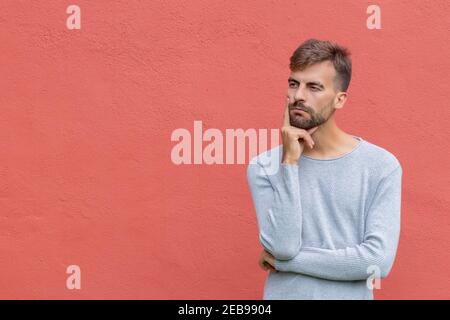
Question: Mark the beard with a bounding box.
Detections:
[289,100,335,130]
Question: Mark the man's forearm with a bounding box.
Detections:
[247,161,304,260]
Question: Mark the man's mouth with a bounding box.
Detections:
[292,109,309,117]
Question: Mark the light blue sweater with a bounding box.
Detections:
[246,136,403,300]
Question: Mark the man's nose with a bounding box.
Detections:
[293,84,307,104]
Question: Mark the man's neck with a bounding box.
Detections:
[302,118,357,159]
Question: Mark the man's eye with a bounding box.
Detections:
[289,83,297,87]
[311,87,320,91]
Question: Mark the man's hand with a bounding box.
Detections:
[258,249,278,273]
[282,97,319,164]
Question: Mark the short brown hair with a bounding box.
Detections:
[289,38,352,92]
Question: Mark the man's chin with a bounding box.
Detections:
[290,122,308,130]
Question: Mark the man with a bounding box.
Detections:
[246,38,403,300]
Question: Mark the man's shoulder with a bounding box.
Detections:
[246,138,402,179]
[360,139,402,175]
[248,144,283,166]
[247,145,283,179]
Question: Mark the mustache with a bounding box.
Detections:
[290,103,310,113]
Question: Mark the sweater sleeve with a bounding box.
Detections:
[274,165,403,281]
[246,160,303,260]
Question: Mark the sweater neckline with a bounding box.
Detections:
[300,136,364,162]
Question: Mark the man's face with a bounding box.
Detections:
[287,60,341,130]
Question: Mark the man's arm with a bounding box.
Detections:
[274,165,403,281]
[247,160,303,260]
[247,99,318,261]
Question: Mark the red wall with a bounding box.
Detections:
[0,0,449,299]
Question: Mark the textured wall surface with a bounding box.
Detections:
[0,0,449,299]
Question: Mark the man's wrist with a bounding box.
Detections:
[281,155,299,165]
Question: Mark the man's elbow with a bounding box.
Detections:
[373,254,396,279]
[259,235,301,260]
[380,261,395,279]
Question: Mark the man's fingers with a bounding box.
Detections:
[266,263,277,273]
[263,261,276,272]
[307,126,319,135]
[305,127,319,147]
[259,251,278,272]
[288,127,315,148]
[259,257,268,270]
[283,98,290,127]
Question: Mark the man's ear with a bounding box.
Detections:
[334,92,348,110]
